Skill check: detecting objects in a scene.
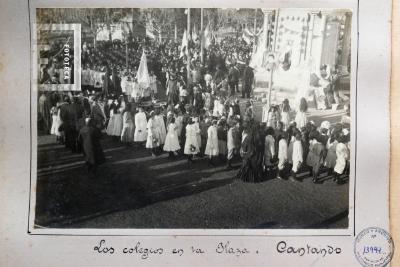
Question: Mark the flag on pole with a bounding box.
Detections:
[249,30,267,69]
[242,31,252,44]
[203,24,212,49]
[180,30,188,58]
[192,24,198,41]
[137,51,151,89]
[146,21,157,39]
[242,27,263,44]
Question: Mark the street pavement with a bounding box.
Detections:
[34,108,349,229]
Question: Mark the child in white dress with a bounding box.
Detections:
[121,104,134,144]
[204,120,219,166]
[295,97,308,129]
[277,132,288,179]
[184,118,200,163]
[334,134,350,184]
[163,117,180,157]
[134,107,148,144]
[290,131,303,182]
[264,127,276,173]
[281,99,291,131]
[50,104,61,141]
[146,111,162,157]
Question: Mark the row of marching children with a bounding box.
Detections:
[238,98,350,185]
[48,90,350,184]
[104,94,350,184]
[144,106,243,169]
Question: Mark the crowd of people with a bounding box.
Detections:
[77,36,253,100]
[39,85,350,184]
[37,34,350,184]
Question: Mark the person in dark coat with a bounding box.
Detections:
[78,118,105,177]
[230,98,241,117]
[102,66,111,96]
[90,96,106,130]
[112,66,122,96]
[38,93,51,134]
[306,131,326,183]
[193,86,204,114]
[213,65,225,85]
[228,63,240,96]
[67,96,84,152]
[242,63,254,99]
[237,121,264,182]
[167,72,179,106]
[59,96,75,151]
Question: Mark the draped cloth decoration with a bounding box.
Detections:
[137,51,151,89]
[180,30,188,58]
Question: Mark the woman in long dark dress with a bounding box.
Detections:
[78,118,106,177]
[237,122,264,183]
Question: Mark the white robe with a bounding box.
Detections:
[261,105,269,123]
[264,135,275,166]
[163,123,180,152]
[134,112,147,142]
[155,115,167,145]
[295,111,307,129]
[334,143,349,174]
[292,140,303,172]
[146,118,161,149]
[50,107,61,136]
[149,75,157,94]
[194,122,201,148]
[278,139,288,170]
[184,124,200,155]
[121,77,134,96]
[213,100,225,117]
[324,140,338,168]
[121,112,134,142]
[204,125,219,156]
[131,82,141,99]
[227,127,237,151]
[106,109,123,136]
[281,111,290,131]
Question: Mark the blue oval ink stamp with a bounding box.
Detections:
[354,227,394,267]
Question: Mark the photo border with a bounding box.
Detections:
[27,3,359,237]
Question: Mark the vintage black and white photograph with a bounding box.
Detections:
[32,8,352,230]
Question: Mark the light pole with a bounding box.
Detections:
[187,8,191,87]
[200,8,204,63]
[253,9,257,51]
[262,9,274,106]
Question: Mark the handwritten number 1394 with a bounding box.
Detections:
[363,246,382,255]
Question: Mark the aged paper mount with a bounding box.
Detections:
[0,0,394,266]
[390,0,400,265]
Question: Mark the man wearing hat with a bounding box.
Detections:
[78,118,105,178]
[242,61,254,99]
[167,70,179,106]
[90,95,106,130]
[228,63,240,96]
